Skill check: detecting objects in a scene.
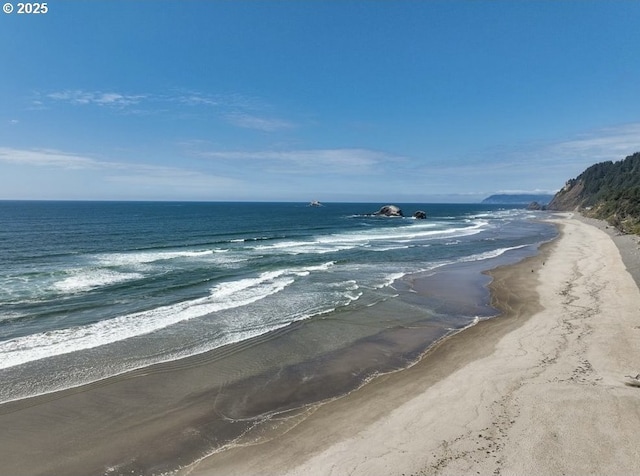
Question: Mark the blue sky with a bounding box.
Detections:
[1,1,639,202]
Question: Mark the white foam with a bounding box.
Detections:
[291,261,336,274]
[460,245,528,263]
[0,312,26,323]
[54,269,144,293]
[0,275,288,369]
[250,221,487,256]
[367,245,411,252]
[0,261,337,370]
[341,280,359,291]
[98,249,214,267]
[374,272,407,289]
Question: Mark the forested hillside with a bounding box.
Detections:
[548,152,640,233]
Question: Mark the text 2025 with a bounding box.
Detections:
[17,2,48,14]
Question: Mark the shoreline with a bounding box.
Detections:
[189,213,640,475]
[0,229,545,476]
[3,213,638,475]
[185,230,552,476]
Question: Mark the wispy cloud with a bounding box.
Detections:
[174,90,296,131]
[47,90,147,108]
[0,147,241,190]
[104,166,241,192]
[490,122,640,184]
[172,91,260,110]
[0,147,103,169]
[547,123,640,163]
[42,88,297,131]
[225,113,294,132]
[418,122,640,196]
[197,147,403,174]
[176,92,220,107]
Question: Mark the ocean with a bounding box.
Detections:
[0,201,556,414]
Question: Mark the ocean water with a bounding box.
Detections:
[0,201,556,405]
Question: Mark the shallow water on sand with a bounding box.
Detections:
[0,202,558,475]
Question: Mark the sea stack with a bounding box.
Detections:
[374,205,403,217]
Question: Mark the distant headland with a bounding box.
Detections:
[481,194,555,206]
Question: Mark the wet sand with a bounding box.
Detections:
[189,213,640,475]
[3,213,639,475]
[0,248,502,475]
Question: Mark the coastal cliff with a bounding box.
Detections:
[548,152,640,233]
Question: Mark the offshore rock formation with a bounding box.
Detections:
[374,205,404,217]
[370,206,427,219]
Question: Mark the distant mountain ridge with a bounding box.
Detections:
[548,152,640,234]
[481,194,554,205]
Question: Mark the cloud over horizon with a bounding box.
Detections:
[3,2,638,202]
[41,88,297,132]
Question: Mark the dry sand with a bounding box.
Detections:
[189,214,640,475]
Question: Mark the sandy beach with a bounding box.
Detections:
[188,214,640,475]
[2,213,639,476]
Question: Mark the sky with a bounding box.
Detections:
[1,1,639,202]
